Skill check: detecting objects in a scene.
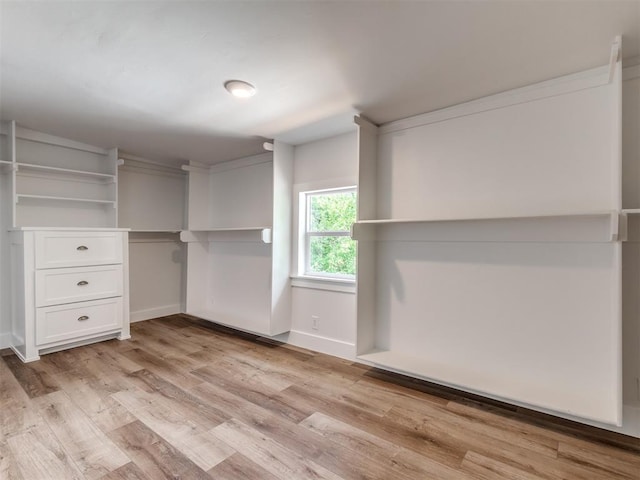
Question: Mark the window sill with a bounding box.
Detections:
[290,275,356,294]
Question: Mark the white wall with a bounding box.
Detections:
[128,235,184,322]
[118,161,187,322]
[276,131,358,359]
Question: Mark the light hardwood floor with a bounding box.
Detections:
[1,315,639,480]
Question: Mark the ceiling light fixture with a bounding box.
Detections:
[224,80,256,98]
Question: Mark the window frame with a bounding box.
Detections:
[301,186,357,281]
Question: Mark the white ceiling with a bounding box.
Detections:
[1,1,639,165]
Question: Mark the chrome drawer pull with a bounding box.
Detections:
[77,245,88,251]
[77,280,89,286]
[77,315,89,321]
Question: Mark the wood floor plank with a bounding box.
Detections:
[190,382,417,480]
[174,430,235,471]
[557,441,640,479]
[461,451,544,480]
[53,376,136,433]
[107,420,210,480]
[0,359,43,440]
[33,390,130,479]
[6,424,85,480]
[125,368,228,427]
[212,418,343,480]
[280,383,467,469]
[98,461,151,480]
[192,364,313,423]
[206,452,281,480]
[0,440,24,480]
[3,355,60,399]
[300,411,479,480]
[119,348,203,391]
[388,401,559,459]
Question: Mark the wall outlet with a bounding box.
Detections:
[311,315,320,330]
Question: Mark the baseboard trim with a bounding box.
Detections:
[276,330,355,361]
[130,304,181,323]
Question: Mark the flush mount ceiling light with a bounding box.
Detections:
[224,80,256,98]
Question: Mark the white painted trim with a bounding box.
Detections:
[275,329,356,361]
[0,332,11,349]
[379,64,610,135]
[130,304,181,323]
[290,276,356,294]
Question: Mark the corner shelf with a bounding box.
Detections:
[180,227,272,244]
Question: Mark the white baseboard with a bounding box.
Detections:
[0,332,11,349]
[275,330,355,361]
[130,304,181,323]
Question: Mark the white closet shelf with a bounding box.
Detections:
[128,229,182,233]
[0,160,12,164]
[190,226,272,232]
[181,227,272,244]
[356,211,617,225]
[622,208,640,214]
[15,162,115,180]
[16,194,117,207]
[352,211,623,242]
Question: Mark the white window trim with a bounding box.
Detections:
[291,178,357,291]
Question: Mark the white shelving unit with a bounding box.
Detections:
[181,142,293,336]
[351,41,625,426]
[0,122,130,362]
[0,121,119,228]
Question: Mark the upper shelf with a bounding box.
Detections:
[15,162,115,180]
[16,194,117,207]
[352,211,624,243]
[356,211,616,225]
[180,227,272,244]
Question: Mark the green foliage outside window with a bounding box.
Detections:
[307,190,357,276]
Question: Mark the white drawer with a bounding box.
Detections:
[35,265,123,307]
[35,231,123,269]
[36,297,123,346]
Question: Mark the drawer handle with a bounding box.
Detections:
[77,245,89,251]
[77,315,90,321]
[77,280,89,286]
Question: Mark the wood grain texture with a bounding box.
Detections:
[1,314,638,480]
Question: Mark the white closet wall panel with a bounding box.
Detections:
[206,241,272,334]
[208,155,273,228]
[375,241,619,423]
[128,239,183,321]
[118,168,185,231]
[377,82,617,219]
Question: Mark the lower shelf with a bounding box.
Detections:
[357,349,620,426]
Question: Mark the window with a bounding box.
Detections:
[302,187,357,279]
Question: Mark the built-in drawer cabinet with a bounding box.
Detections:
[36,297,123,345]
[35,265,123,307]
[10,228,130,362]
[35,231,123,269]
